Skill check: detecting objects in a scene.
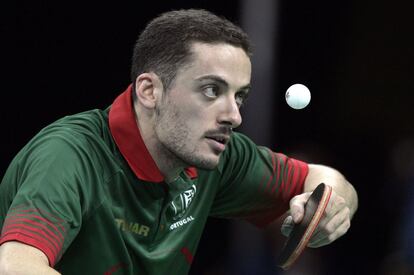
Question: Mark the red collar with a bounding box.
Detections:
[108,85,197,182]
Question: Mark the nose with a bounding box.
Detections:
[217,95,242,128]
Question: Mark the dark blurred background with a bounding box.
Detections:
[1,1,414,274]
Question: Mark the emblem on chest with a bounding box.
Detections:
[167,184,197,221]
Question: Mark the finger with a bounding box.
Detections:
[307,208,351,248]
[308,218,351,248]
[325,192,347,219]
[308,206,349,243]
[324,207,350,235]
[289,192,312,223]
[311,192,346,234]
[281,215,294,237]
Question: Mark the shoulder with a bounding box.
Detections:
[43,109,110,139]
[10,109,117,181]
[214,132,262,175]
[222,131,269,163]
[30,109,111,153]
[225,131,257,155]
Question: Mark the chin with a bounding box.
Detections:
[189,154,220,170]
[197,162,219,170]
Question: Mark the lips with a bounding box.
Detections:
[205,134,230,145]
[205,134,230,153]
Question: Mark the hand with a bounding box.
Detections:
[281,188,351,248]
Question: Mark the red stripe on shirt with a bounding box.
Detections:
[180,247,194,264]
[0,231,58,266]
[270,153,284,194]
[1,219,63,253]
[0,206,68,267]
[285,158,308,202]
[265,149,276,191]
[286,158,294,193]
[8,207,66,234]
[4,214,65,244]
[250,152,309,227]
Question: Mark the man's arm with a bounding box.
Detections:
[282,164,358,247]
[0,241,61,275]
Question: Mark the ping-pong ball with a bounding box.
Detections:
[285,84,311,109]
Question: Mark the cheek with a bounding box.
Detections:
[177,100,207,126]
[165,92,212,134]
[161,104,201,137]
[183,108,208,132]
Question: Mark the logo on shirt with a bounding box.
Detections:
[114,218,150,237]
[167,184,197,221]
[169,215,195,231]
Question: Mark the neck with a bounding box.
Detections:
[134,105,184,183]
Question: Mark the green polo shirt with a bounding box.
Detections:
[0,85,308,274]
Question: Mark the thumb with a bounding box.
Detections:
[289,192,311,224]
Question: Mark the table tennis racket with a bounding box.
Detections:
[277,183,332,270]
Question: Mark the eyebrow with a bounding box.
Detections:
[195,75,251,92]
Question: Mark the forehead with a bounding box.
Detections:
[178,42,251,87]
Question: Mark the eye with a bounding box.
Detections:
[203,85,219,98]
[235,92,248,107]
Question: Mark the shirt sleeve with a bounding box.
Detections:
[0,132,94,266]
[209,133,309,227]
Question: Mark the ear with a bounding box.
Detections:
[134,73,164,109]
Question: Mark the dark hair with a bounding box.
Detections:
[130,9,252,90]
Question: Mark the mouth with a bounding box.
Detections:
[205,135,229,145]
[205,134,230,153]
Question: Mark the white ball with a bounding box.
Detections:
[285,84,311,109]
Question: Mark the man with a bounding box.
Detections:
[0,9,357,275]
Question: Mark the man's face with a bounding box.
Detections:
[154,42,252,170]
